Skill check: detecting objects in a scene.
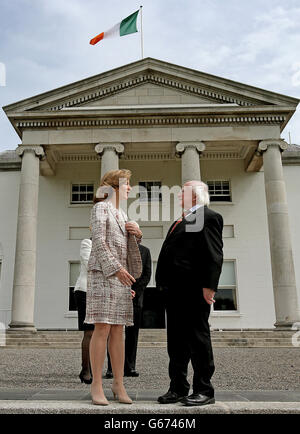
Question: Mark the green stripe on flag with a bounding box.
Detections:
[120,10,139,37]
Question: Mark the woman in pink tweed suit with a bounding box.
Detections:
[85,169,142,406]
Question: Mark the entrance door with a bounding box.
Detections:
[141,287,165,328]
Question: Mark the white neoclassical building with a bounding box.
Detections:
[0,58,300,331]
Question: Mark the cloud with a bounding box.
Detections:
[1,0,300,151]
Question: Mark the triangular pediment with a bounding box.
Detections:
[3,58,299,116]
[80,82,217,107]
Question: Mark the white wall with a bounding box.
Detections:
[201,160,276,329]
[34,161,101,329]
[284,165,300,306]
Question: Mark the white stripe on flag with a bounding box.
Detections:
[104,22,120,39]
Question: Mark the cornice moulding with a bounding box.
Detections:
[14,114,286,130]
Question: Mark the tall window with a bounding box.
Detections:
[69,262,80,311]
[71,183,94,204]
[139,181,162,202]
[207,180,231,202]
[213,261,237,311]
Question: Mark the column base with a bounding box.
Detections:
[274,321,299,330]
[8,321,37,333]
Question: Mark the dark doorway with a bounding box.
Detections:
[141,287,166,329]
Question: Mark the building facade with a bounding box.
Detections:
[1,58,300,331]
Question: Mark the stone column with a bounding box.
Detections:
[258,139,300,329]
[9,145,45,331]
[176,142,206,184]
[95,143,124,176]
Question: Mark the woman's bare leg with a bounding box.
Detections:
[90,323,111,403]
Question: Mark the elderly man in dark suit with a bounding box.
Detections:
[156,180,223,406]
[105,243,152,378]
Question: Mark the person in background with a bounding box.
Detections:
[105,243,152,378]
[74,232,93,384]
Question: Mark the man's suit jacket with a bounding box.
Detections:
[74,238,92,293]
[155,205,223,292]
[131,244,152,308]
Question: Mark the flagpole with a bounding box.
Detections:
[140,5,144,59]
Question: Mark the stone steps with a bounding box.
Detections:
[1,329,297,348]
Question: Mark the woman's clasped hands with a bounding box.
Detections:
[125,221,142,239]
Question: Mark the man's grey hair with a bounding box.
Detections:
[192,182,210,206]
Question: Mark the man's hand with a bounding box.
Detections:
[115,267,136,286]
[203,288,216,305]
[125,222,142,239]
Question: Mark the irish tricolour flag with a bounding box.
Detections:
[90,10,140,45]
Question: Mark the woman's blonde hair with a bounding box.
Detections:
[94,169,132,203]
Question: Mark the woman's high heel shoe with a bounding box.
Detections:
[92,396,109,406]
[79,370,93,385]
[111,386,133,404]
[91,388,109,406]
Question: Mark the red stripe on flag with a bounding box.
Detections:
[90,32,104,45]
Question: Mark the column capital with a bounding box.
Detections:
[95,143,124,156]
[258,139,288,153]
[176,141,206,156]
[15,145,45,159]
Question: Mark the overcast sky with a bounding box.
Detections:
[1,0,300,152]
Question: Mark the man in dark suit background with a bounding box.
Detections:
[156,180,223,406]
[105,243,152,377]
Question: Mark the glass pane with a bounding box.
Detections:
[72,185,79,192]
[87,193,93,201]
[87,185,94,192]
[214,288,237,311]
[210,196,231,202]
[69,262,80,286]
[79,185,86,192]
[78,193,86,201]
[72,194,79,202]
[219,261,236,286]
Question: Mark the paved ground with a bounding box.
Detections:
[0,347,299,391]
[0,347,299,413]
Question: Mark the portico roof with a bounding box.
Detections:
[2,57,299,138]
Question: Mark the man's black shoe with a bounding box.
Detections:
[103,370,113,379]
[182,393,215,406]
[124,369,139,377]
[158,390,187,404]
